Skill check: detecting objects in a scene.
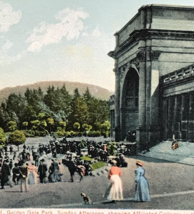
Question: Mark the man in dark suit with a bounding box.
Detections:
[50,158,59,182]
[65,159,77,182]
[1,160,12,189]
[38,159,48,183]
[12,163,20,185]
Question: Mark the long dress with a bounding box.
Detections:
[104,166,123,201]
[135,166,150,201]
[28,165,38,185]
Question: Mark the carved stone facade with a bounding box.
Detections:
[108,4,194,149]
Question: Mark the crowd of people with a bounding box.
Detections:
[0,135,150,203]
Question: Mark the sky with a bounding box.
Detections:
[1,0,194,92]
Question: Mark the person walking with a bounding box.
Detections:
[13,151,17,160]
[65,159,77,182]
[28,162,38,185]
[50,158,59,182]
[9,159,13,170]
[1,160,12,189]
[134,160,150,202]
[104,160,123,202]
[12,163,20,185]
[19,161,28,192]
[10,145,13,155]
[38,159,47,183]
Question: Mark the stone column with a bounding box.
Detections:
[188,93,192,141]
[148,50,161,145]
[136,50,147,150]
[120,107,126,140]
[173,96,177,139]
[180,95,185,140]
[114,69,121,142]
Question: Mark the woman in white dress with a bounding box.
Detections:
[104,160,123,202]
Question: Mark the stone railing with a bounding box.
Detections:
[163,64,194,85]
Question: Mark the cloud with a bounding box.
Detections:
[26,8,88,52]
[0,1,22,32]
[1,40,13,51]
[0,38,26,64]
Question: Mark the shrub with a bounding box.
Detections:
[7,121,17,132]
[73,122,80,131]
[24,130,35,137]
[0,128,6,147]
[65,131,71,137]
[39,130,48,137]
[8,130,26,146]
[88,131,101,137]
[70,130,75,136]
[35,130,40,136]
[56,130,65,137]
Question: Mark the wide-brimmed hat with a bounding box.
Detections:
[136,160,143,166]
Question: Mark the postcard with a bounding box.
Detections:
[0,0,194,213]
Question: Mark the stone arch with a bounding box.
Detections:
[120,66,139,140]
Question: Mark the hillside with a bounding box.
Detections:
[0,81,113,104]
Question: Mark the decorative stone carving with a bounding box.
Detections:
[131,58,139,68]
[136,51,146,62]
[120,66,125,80]
[150,51,161,61]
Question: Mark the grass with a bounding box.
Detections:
[81,156,107,170]
[80,156,93,161]
[91,161,106,170]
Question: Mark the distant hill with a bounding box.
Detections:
[0,81,114,104]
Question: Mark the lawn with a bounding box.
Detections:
[80,156,107,170]
[80,156,93,161]
[91,161,106,170]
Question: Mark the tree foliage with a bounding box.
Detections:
[0,128,7,146]
[8,130,26,146]
[0,85,110,134]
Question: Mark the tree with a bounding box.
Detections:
[100,120,111,137]
[73,122,80,131]
[82,123,92,135]
[8,130,26,146]
[31,120,40,130]
[47,118,54,133]
[39,120,47,131]
[6,93,26,127]
[83,87,92,103]
[0,128,7,147]
[59,121,66,130]
[72,88,80,101]
[7,121,17,132]
[22,122,28,130]
[70,97,89,127]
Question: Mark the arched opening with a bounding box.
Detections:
[121,68,139,139]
